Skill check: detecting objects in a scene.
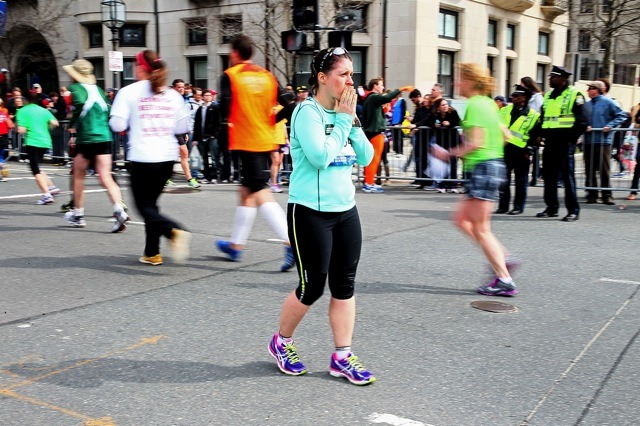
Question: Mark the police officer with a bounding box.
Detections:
[496,84,540,215]
[535,65,587,222]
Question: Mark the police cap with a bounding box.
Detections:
[549,65,572,78]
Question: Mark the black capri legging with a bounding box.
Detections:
[25,145,48,175]
[288,203,362,306]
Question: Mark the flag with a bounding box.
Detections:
[0,1,7,37]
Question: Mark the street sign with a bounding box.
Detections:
[108,51,123,72]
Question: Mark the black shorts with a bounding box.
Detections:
[237,150,270,193]
[75,142,112,159]
[25,145,47,175]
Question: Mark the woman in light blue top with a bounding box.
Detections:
[268,47,376,385]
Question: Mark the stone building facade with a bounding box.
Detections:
[1,0,571,101]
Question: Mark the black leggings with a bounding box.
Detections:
[130,161,185,257]
[288,203,362,306]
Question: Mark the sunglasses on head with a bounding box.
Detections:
[314,47,349,74]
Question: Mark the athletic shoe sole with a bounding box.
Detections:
[329,368,376,386]
[139,256,163,266]
[477,288,519,297]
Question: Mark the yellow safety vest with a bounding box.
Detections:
[542,86,581,129]
[499,105,540,148]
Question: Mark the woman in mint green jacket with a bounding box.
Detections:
[268,47,376,386]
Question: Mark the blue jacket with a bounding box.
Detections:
[583,95,627,145]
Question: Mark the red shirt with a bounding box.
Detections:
[0,107,13,135]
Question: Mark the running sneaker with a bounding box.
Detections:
[165,179,176,187]
[187,178,201,189]
[111,210,130,233]
[362,184,384,193]
[60,200,75,212]
[268,334,307,376]
[216,240,242,261]
[48,186,61,195]
[477,278,518,297]
[329,353,376,385]
[271,184,284,193]
[64,211,86,228]
[37,194,55,205]
[139,254,163,265]
[281,246,295,272]
[170,229,191,264]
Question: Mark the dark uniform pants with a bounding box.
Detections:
[499,144,531,211]
[542,138,580,215]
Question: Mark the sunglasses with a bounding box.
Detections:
[314,47,349,74]
[587,86,599,90]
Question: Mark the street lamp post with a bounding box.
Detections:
[101,0,126,89]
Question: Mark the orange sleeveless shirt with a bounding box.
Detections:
[225,63,279,152]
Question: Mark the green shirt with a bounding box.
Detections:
[462,95,504,172]
[16,104,56,148]
[69,82,113,144]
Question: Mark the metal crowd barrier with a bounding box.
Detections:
[6,121,637,196]
[353,126,640,195]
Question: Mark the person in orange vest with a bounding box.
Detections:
[215,35,294,272]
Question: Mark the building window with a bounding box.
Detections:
[506,24,516,50]
[86,24,103,48]
[602,0,612,13]
[123,59,137,87]
[536,64,547,91]
[335,3,367,33]
[220,15,242,44]
[438,50,455,97]
[487,56,495,76]
[119,24,146,47]
[187,19,207,46]
[487,20,497,47]
[87,58,105,89]
[538,32,550,55]
[566,29,572,52]
[348,49,365,88]
[438,10,458,40]
[189,58,208,90]
[504,58,513,97]
[578,30,590,51]
[600,38,608,51]
[580,0,594,13]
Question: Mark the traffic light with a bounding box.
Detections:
[292,0,318,30]
[281,30,307,52]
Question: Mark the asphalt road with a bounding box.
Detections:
[1,162,639,426]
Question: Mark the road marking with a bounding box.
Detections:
[0,389,116,425]
[0,188,111,200]
[368,412,432,426]
[599,277,640,285]
[521,285,639,425]
[0,335,166,424]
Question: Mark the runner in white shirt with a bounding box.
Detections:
[109,49,191,266]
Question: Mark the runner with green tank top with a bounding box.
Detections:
[63,59,128,231]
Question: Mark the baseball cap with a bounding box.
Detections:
[32,83,41,88]
[493,95,507,103]
[296,85,308,92]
